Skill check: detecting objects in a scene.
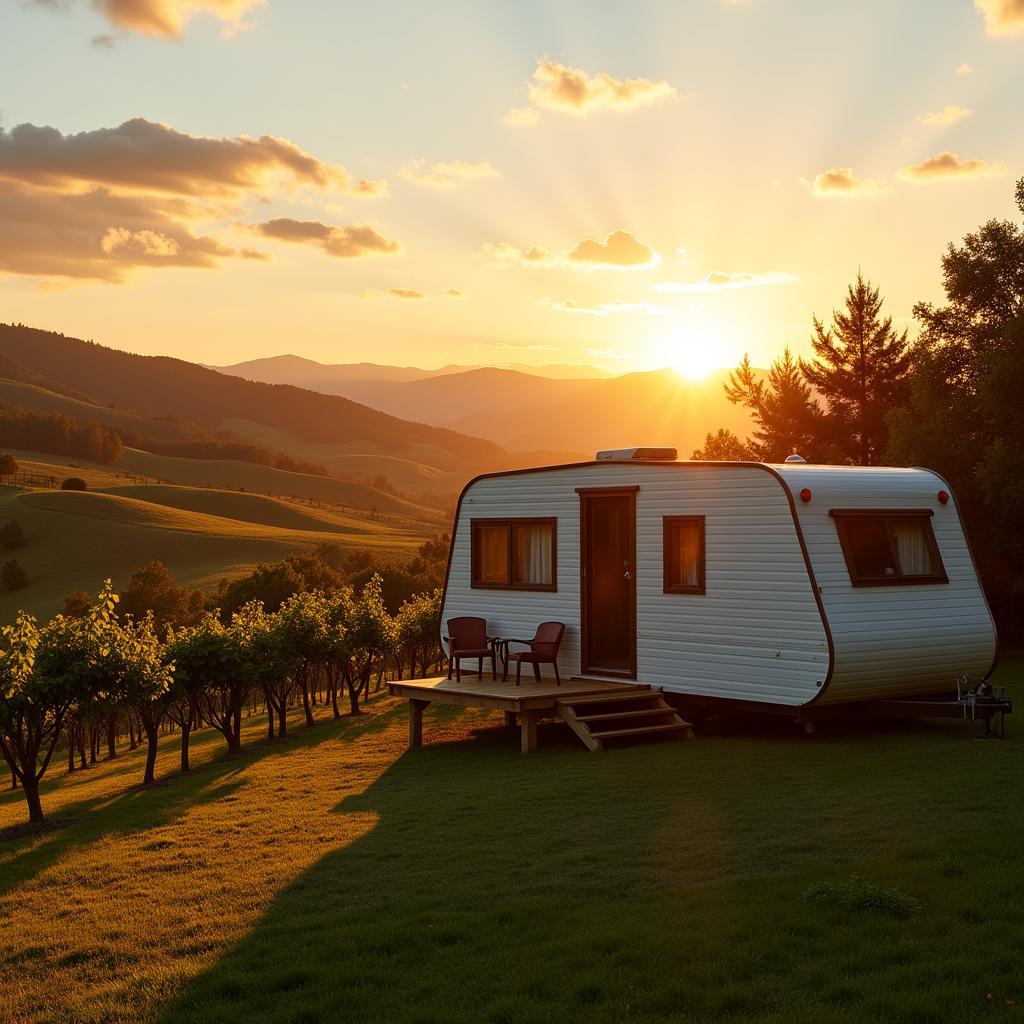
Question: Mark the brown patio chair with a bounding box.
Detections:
[445,616,498,683]
[501,621,566,685]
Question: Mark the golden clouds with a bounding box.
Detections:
[446,288,467,299]
[0,184,235,281]
[0,116,395,282]
[80,0,264,39]
[897,151,1006,181]
[974,0,1024,36]
[483,230,658,269]
[508,60,678,124]
[655,271,798,292]
[542,299,669,316]
[916,105,973,126]
[254,219,400,258]
[399,159,500,190]
[811,166,887,197]
[568,230,658,268]
[0,119,385,198]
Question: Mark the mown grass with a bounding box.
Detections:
[2,658,1023,1024]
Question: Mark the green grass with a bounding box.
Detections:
[4,448,438,519]
[0,484,429,622]
[2,657,1022,1023]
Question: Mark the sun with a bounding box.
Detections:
[672,346,722,381]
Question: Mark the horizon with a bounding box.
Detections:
[2,1,1022,376]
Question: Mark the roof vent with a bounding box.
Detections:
[596,447,677,462]
[785,454,807,463]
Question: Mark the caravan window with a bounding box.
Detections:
[471,518,556,591]
[831,510,948,587]
[663,516,706,594]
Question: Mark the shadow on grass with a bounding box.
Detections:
[0,697,404,900]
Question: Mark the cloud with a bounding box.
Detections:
[480,241,559,266]
[897,151,1007,182]
[0,182,237,282]
[254,218,400,259]
[655,271,799,293]
[503,107,541,127]
[542,299,669,316]
[811,166,887,197]
[916,105,973,126]
[568,229,659,268]
[0,118,385,198]
[508,60,678,123]
[954,62,974,75]
[388,288,425,299]
[481,230,659,270]
[446,287,467,299]
[33,0,267,39]
[91,33,116,47]
[399,159,500,189]
[974,0,1024,36]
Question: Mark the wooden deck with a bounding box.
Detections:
[388,674,692,753]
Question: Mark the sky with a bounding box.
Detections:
[1,0,1023,376]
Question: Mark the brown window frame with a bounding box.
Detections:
[663,515,706,595]
[830,508,948,587]
[470,517,557,592]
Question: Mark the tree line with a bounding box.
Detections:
[0,573,443,827]
[694,177,1024,637]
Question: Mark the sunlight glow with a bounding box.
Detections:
[649,327,733,380]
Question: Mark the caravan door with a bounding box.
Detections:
[578,487,637,678]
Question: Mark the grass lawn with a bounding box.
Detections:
[2,658,1023,1024]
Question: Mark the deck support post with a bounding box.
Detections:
[409,699,430,748]
[520,711,538,754]
[503,711,517,727]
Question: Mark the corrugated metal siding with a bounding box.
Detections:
[774,464,997,703]
[442,463,828,706]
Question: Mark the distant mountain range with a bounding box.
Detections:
[214,354,755,458]
[211,354,613,387]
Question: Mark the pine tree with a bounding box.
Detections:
[801,272,911,465]
[724,349,825,462]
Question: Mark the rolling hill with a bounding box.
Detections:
[0,325,506,492]
[0,466,430,623]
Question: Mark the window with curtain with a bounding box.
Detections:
[471,518,556,590]
[831,510,947,586]
[663,516,705,594]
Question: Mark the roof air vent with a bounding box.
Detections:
[596,447,677,461]
[785,454,807,463]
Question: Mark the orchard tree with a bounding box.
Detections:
[395,589,442,679]
[339,576,397,715]
[0,612,53,824]
[690,428,754,461]
[231,602,301,740]
[112,613,173,786]
[178,613,246,755]
[119,561,203,633]
[801,273,911,465]
[279,590,334,728]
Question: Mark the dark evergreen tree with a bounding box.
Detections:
[724,349,825,462]
[2,559,28,590]
[801,272,911,465]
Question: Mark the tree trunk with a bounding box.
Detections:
[180,721,191,773]
[301,675,315,728]
[330,680,340,720]
[347,680,361,716]
[142,720,159,786]
[231,708,242,754]
[106,714,117,759]
[67,738,75,773]
[278,700,287,738]
[266,697,275,740]
[10,768,17,790]
[76,730,87,770]
[22,775,44,824]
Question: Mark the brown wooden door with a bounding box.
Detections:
[579,488,637,678]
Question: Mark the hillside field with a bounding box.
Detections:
[1,657,1022,1024]
[0,462,432,622]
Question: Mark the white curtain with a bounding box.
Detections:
[516,524,552,584]
[677,525,700,586]
[893,524,931,575]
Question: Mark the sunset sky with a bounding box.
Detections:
[2,0,1022,375]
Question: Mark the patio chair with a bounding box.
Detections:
[501,621,566,685]
[445,616,498,683]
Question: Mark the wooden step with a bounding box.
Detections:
[576,707,676,723]
[557,690,658,708]
[556,689,694,751]
[589,722,693,740]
